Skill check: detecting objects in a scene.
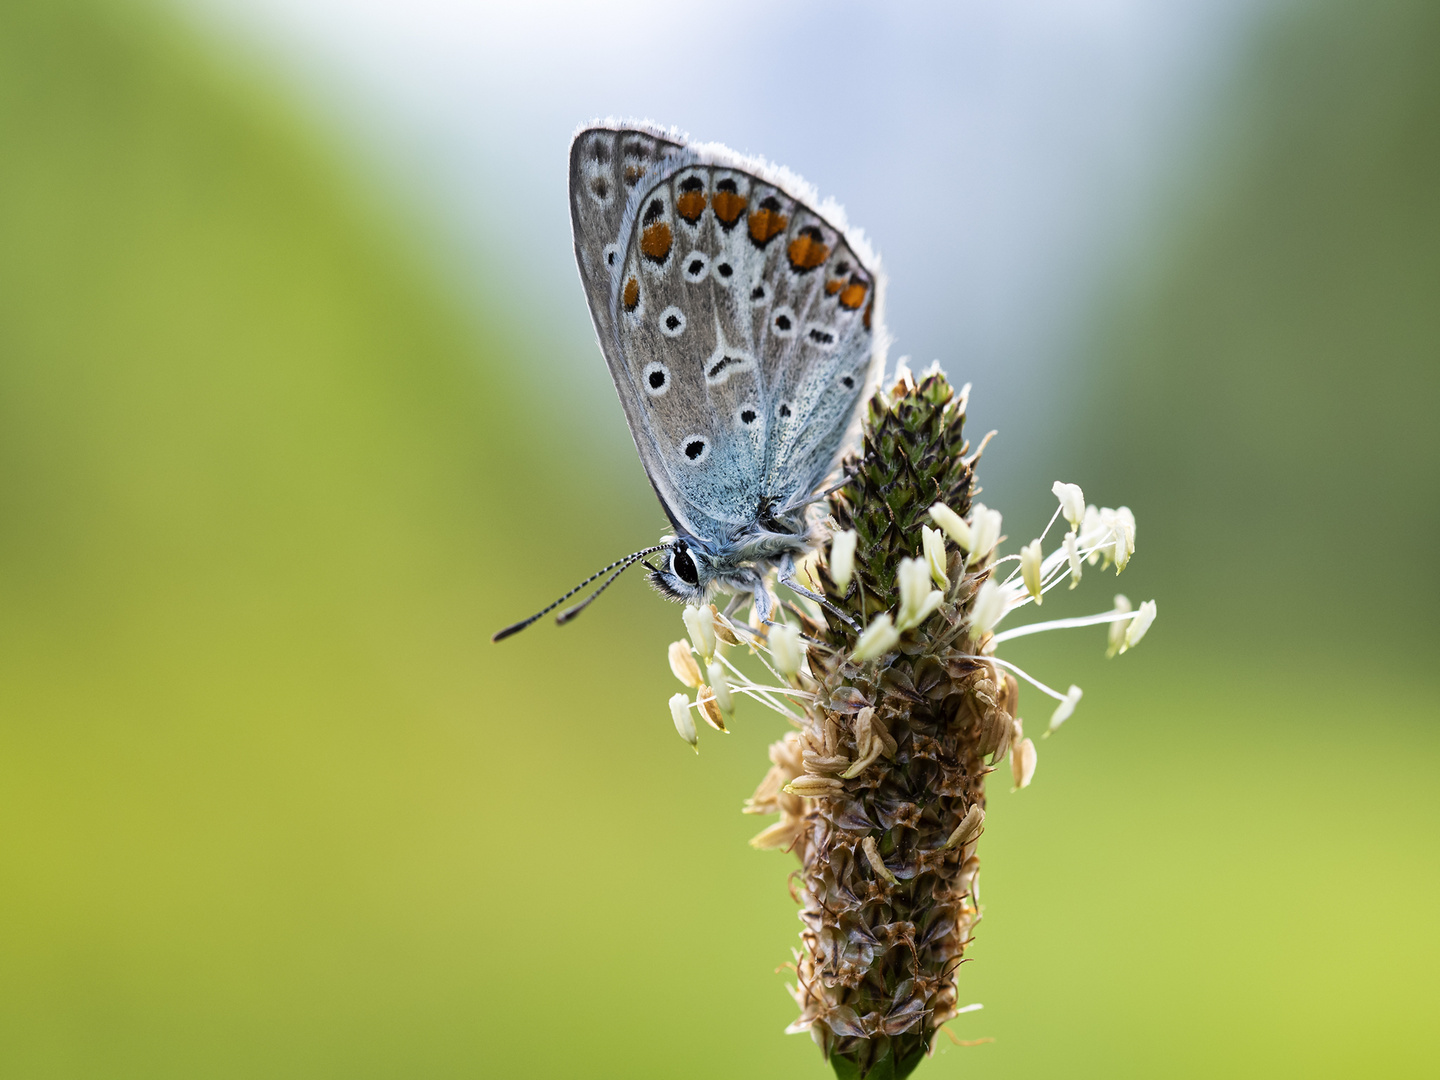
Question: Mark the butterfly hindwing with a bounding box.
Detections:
[569,123,885,543]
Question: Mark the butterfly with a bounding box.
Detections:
[495,121,886,642]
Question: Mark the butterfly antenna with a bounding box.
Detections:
[491,545,666,642]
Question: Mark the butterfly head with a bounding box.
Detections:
[648,536,709,603]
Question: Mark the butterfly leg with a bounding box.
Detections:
[750,579,775,626]
[777,555,861,633]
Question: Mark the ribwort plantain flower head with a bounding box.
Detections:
[656,371,1156,1076]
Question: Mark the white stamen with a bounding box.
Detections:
[669,692,697,750]
[1107,594,1133,657]
[667,640,701,688]
[714,648,802,718]
[707,660,733,713]
[1011,737,1037,789]
[967,504,1003,567]
[1123,599,1156,652]
[928,501,972,551]
[769,621,803,678]
[896,557,941,630]
[1081,504,1104,565]
[683,604,716,660]
[898,557,930,620]
[1064,530,1082,589]
[1020,540,1044,605]
[829,529,858,593]
[852,613,900,660]
[1115,506,1136,572]
[969,578,1009,639]
[1052,481,1086,530]
[1046,685,1083,735]
[990,607,1138,644]
[921,525,949,589]
[980,654,1068,702]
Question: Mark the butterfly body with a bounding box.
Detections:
[559,122,887,623]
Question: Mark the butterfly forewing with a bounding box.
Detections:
[569,123,883,545]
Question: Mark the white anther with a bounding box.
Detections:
[683,604,716,660]
[969,578,1008,639]
[1115,506,1136,571]
[1047,685,1083,734]
[1106,594,1133,657]
[852,613,901,661]
[707,661,733,713]
[896,557,937,631]
[921,525,949,589]
[669,692,697,750]
[928,502,972,551]
[829,529,858,593]
[667,640,701,688]
[1052,481,1086,531]
[967,504,1003,567]
[1020,539,1044,605]
[1123,599,1156,652]
[769,621,803,678]
[1081,504,1104,564]
[1011,736,1037,789]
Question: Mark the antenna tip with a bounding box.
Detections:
[491,621,528,643]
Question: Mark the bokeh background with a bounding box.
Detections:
[1,0,1436,1076]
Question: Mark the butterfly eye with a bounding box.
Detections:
[670,542,699,587]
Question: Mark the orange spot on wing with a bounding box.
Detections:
[712,189,747,228]
[786,227,829,273]
[676,190,706,223]
[641,222,673,262]
[623,164,646,187]
[863,297,874,330]
[748,201,788,247]
[623,277,640,311]
[824,278,844,295]
[839,279,868,310]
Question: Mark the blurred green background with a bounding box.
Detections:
[1,0,1436,1077]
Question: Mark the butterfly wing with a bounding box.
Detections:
[569,123,886,544]
[569,124,692,530]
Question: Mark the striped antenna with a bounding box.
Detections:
[492,545,666,642]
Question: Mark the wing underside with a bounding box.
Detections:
[568,123,887,543]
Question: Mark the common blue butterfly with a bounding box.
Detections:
[495,121,886,641]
